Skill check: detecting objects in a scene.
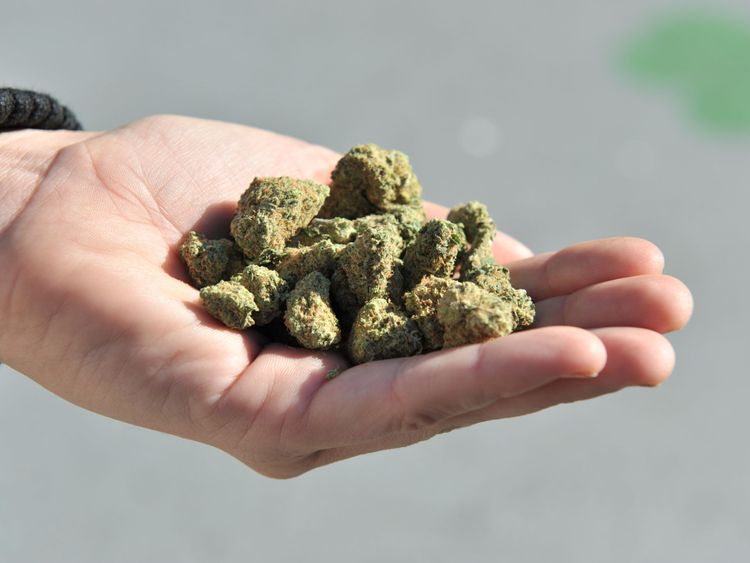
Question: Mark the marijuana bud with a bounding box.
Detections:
[348,298,423,364]
[402,219,467,288]
[199,281,259,330]
[231,264,289,326]
[291,217,357,246]
[179,231,238,288]
[230,176,329,262]
[319,144,422,218]
[462,264,535,329]
[437,282,515,348]
[338,218,405,304]
[403,275,457,351]
[447,201,496,271]
[284,271,341,350]
[384,204,428,246]
[275,239,344,284]
[329,265,362,332]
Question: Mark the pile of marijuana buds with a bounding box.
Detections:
[180,144,535,365]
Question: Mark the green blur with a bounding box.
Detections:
[621,10,750,133]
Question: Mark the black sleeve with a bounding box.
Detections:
[0,87,82,132]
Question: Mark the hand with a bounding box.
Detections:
[0,116,693,478]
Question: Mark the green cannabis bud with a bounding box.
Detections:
[199,281,259,330]
[230,176,329,262]
[402,219,466,288]
[291,217,357,246]
[231,264,289,326]
[338,218,405,304]
[403,275,457,351]
[438,282,515,348]
[329,266,362,332]
[447,201,496,271]
[180,231,241,288]
[385,204,428,245]
[285,271,342,350]
[183,143,535,366]
[319,144,422,218]
[274,240,344,284]
[462,264,535,329]
[348,298,423,364]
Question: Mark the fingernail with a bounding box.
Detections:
[563,371,600,379]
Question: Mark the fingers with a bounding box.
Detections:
[219,325,674,476]
[423,201,534,263]
[533,274,694,333]
[508,237,665,301]
[299,327,606,450]
[433,327,675,431]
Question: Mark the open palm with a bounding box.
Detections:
[0,116,692,478]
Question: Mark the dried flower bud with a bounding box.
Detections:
[291,217,357,246]
[199,281,258,330]
[226,243,248,278]
[275,240,344,284]
[402,219,466,288]
[285,272,341,350]
[352,212,402,234]
[231,264,289,325]
[330,266,361,332]
[510,288,535,329]
[437,282,514,348]
[385,204,427,245]
[179,231,237,288]
[447,201,496,270]
[463,263,514,296]
[348,298,423,364]
[319,144,422,218]
[463,264,535,329]
[339,219,405,304]
[403,275,457,351]
[230,176,329,262]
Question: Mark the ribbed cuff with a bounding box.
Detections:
[0,88,82,132]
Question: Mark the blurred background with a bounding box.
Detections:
[1,0,748,561]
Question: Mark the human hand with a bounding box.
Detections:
[0,116,693,478]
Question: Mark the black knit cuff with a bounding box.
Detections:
[0,88,82,132]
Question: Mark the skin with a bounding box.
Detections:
[0,116,693,478]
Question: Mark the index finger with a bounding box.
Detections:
[423,201,533,263]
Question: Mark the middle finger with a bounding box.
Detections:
[532,274,693,333]
[507,237,665,301]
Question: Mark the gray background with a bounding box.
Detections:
[1,0,747,561]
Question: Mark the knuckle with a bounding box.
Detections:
[400,410,442,433]
[390,357,442,433]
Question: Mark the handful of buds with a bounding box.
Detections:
[181,144,535,364]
